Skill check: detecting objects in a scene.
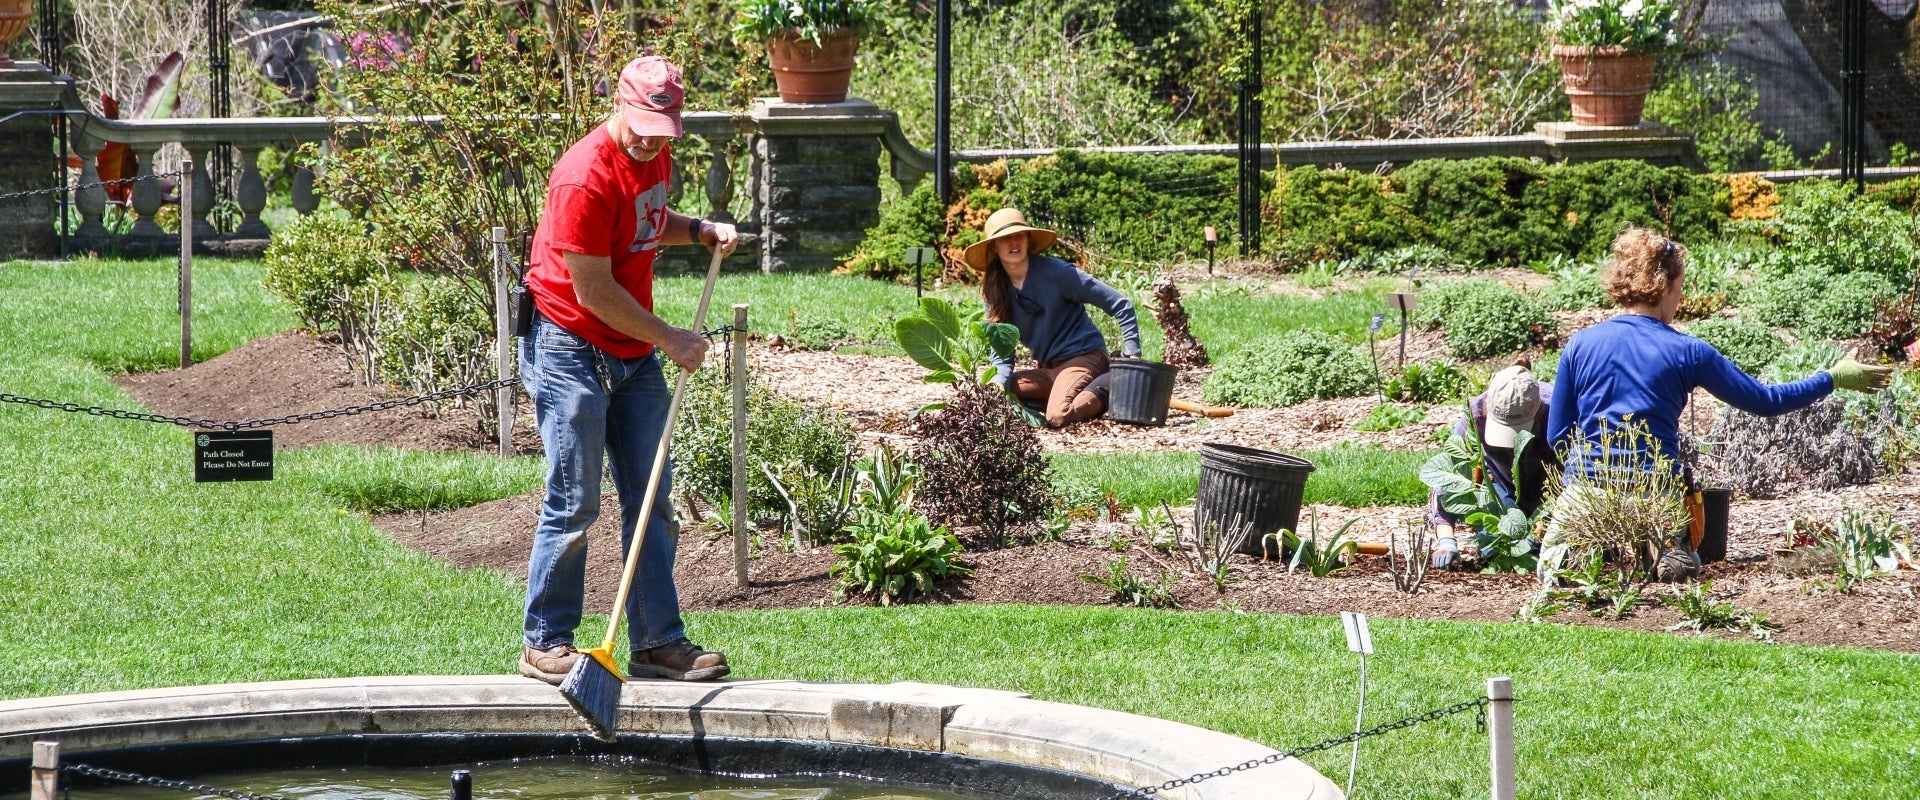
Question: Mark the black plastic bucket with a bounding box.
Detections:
[1193,443,1316,558]
[1107,359,1179,426]
[1697,487,1732,563]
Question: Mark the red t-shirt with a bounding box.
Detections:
[527,125,674,359]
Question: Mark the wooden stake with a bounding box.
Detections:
[731,303,750,589]
[1488,676,1515,800]
[31,741,59,800]
[179,157,193,369]
[492,226,512,457]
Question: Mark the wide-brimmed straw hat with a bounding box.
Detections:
[962,208,1058,271]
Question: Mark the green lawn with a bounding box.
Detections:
[3,257,1917,799]
[1052,444,1433,509]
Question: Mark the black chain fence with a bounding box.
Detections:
[0,172,177,204]
[61,763,294,800]
[0,379,517,432]
[1100,696,1498,800]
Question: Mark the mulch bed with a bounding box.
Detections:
[118,328,1920,654]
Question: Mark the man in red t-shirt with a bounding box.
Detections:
[517,55,739,685]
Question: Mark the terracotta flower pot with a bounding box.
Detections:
[0,0,33,67]
[1552,44,1657,127]
[766,29,861,104]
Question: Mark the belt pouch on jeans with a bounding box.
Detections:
[510,282,534,338]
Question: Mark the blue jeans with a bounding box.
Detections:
[520,316,685,653]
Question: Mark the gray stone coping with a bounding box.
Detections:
[0,676,1341,800]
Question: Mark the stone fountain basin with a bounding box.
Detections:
[0,676,1341,799]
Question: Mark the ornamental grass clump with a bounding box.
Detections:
[1546,418,1690,583]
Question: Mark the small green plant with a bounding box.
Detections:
[831,507,971,605]
[1382,360,1470,404]
[1133,503,1182,551]
[1661,581,1776,641]
[1685,318,1785,375]
[894,296,1019,389]
[260,214,385,337]
[853,441,917,515]
[1805,510,1914,593]
[1548,550,1644,620]
[733,0,875,44]
[1203,330,1374,408]
[675,365,857,525]
[1081,557,1180,608]
[1539,263,1610,312]
[1272,510,1361,578]
[1353,403,1427,432]
[1513,589,1567,624]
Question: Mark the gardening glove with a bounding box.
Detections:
[1826,355,1893,393]
[1431,535,1460,570]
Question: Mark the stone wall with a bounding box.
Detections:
[0,66,63,260]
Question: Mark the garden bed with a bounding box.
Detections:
[118,326,1920,655]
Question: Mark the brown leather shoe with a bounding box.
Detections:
[518,643,581,685]
[629,639,729,681]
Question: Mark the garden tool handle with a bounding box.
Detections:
[1167,398,1234,418]
[599,246,727,654]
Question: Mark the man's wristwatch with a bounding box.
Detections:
[688,216,705,245]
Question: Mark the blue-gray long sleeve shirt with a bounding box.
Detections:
[989,255,1141,382]
[1547,314,1833,472]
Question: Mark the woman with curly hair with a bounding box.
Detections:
[1546,226,1891,579]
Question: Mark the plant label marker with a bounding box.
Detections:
[1341,610,1374,654]
[1387,292,1417,367]
[194,430,273,482]
[1341,611,1373,796]
[906,246,938,299]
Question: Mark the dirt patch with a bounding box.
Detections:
[127,329,1920,653]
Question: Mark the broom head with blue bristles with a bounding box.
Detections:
[558,644,625,741]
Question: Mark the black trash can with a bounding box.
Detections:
[1697,487,1732,563]
[1194,443,1316,558]
[1107,359,1179,426]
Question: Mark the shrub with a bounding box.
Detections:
[1203,330,1375,407]
[1389,157,1543,265]
[911,380,1052,546]
[838,181,946,282]
[1644,61,1763,173]
[1749,267,1830,331]
[1519,160,1725,260]
[1756,179,1920,281]
[261,214,384,336]
[1802,271,1899,340]
[1685,318,1784,375]
[1005,149,1238,265]
[1412,279,1501,330]
[371,276,494,409]
[1864,176,1920,215]
[1270,166,1415,262]
[674,364,857,523]
[1438,282,1557,360]
[831,508,971,605]
[1382,360,1471,403]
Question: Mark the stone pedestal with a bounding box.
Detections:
[0,64,65,260]
[1534,120,1705,170]
[751,98,887,273]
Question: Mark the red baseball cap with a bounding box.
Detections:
[618,56,685,137]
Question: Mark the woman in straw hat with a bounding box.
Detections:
[962,208,1141,428]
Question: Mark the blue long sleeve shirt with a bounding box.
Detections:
[1547,314,1833,471]
[989,255,1142,382]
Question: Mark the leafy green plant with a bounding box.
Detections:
[1661,581,1776,641]
[733,0,875,44]
[1419,404,1543,574]
[1548,550,1644,620]
[761,454,858,545]
[1272,510,1361,578]
[831,507,971,605]
[1804,510,1914,593]
[1801,271,1899,340]
[1390,157,1542,266]
[1382,360,1471,404]
[1513,589,1568,624]
[1546,0,1679,49]
[1752,179,1920,282]
[1644,61,1762,172]
[853,441,917,515]
[1441,283,1558,360]
[1354,404,1428,432]
[1202,330,1373,407]
[674,364,857,524]
[894,296,1019,389]
[261,215,385,338]
[1539,263,1610,311]
[1081,556,1180,608]
[1685,318,1784,375]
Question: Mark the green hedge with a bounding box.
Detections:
[1003,149,1240,264]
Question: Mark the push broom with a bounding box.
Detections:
[559,243,726,741]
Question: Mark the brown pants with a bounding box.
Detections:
[1011,350,1109,427]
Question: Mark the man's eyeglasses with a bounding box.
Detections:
[1015,293,1044,316]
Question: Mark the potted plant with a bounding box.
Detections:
[1546,0,1679,127]
[0,0,33,67]
[734,0,874,104]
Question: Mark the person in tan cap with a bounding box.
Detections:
[516,55,737,686]
[1426,362,1559,569]
[961,208,1141,427]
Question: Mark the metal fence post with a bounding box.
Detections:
[491,226,511,457]
[1488,676,1515,800]
[179,158,193,369]
[31,741,59,800]
[731,303,750,589]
